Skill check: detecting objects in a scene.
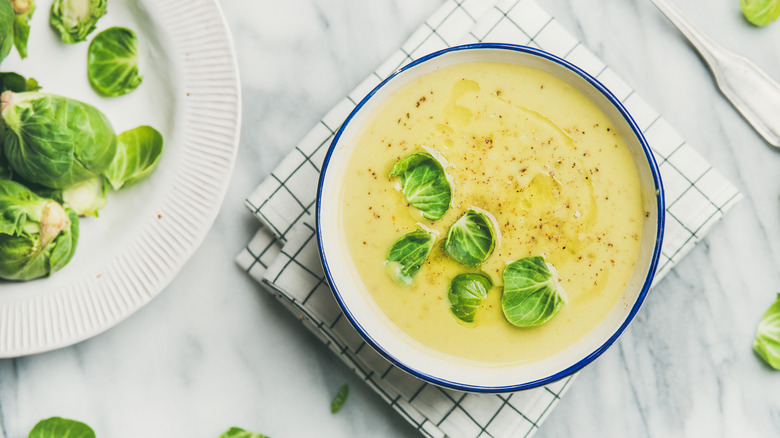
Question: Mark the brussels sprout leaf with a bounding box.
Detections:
[754,293,780,370]
[0,72,41,93]
[444,208,497,267]
[0,179,45,235]
[501,256,567,327]
[88,27,143,97]
[103,126,163,191]
[219,427,270,438]
[741,0,780,26]
[385,228,436,286]
[390,151,451,220]
[0,0,14,64]
[331,383,349,414]
[448,273,492,323]
[11,0,36,59]
[62,176,107,217]
[49,0,106,44]
[0,147,12,179]
[28,417,95,438]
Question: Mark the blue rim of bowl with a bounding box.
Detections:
[316,43,665,393]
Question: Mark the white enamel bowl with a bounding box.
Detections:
[316,44,664,392]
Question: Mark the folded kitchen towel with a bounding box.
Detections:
[236,0,742,436]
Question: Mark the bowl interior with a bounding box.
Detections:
[317,45,663,391]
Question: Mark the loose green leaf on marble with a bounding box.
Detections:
[389,151,452,220]
[501,256,568,328]
[448,273,493,323]
[28,416,95,438]
[443,208,498,268]
[330,383,349,414]
[384,228,436,286]
[753,293,780,370]
[219,427,270,438]
[740,0,780,26]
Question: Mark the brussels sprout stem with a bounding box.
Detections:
[40,201,70,249]
[10,0,31,14]
[1,90,15,113]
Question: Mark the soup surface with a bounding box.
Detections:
[340,61,646,364]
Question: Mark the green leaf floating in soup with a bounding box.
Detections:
[444,207,499,268]
[448,273,493,323]
[389,151,452,221]
[753,293,780,370]
[501,256,568,327]
[384,228,436,286]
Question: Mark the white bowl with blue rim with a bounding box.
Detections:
[316,43,665,392]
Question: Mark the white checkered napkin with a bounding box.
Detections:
[236,223,576,438]
[237,0,743,436]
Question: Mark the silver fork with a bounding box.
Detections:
[650,0,780,149]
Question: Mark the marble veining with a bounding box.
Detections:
[1,0,779,437]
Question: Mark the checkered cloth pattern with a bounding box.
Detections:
[235,0,741,436]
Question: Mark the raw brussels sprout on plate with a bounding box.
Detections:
[0,179,79,281]
[49,0,106,44]
[1,90,117,189]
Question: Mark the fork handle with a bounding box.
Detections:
[650,0,780,148]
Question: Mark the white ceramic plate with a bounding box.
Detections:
[0,0,241,357]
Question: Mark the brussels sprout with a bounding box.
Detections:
[0,179,79,281]
[49,0,106,44]
[0,72,41,92]
[61,175,107,217]
[88,27,143,97]
[104,126,162,190]
[0,146,12,179]
[0,0,14,64]
[11,0,36,59]
[1,91,117,189]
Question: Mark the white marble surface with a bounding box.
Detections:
[2,0,780,437]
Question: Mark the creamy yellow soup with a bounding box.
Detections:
[339,62,646,364]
